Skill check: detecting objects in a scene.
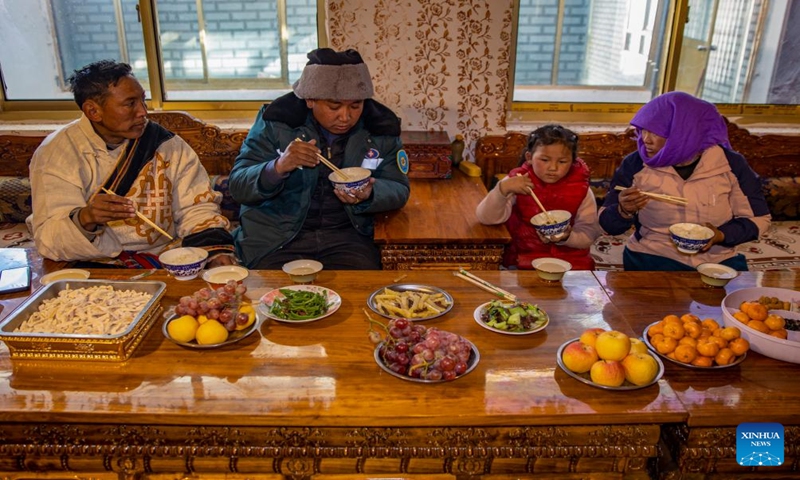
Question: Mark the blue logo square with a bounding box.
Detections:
[736,422,784,466]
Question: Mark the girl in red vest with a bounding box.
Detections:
[476,125,601,270]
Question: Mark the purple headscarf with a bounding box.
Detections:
[630,91,731,168]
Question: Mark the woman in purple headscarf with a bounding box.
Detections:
[599,92,771,271]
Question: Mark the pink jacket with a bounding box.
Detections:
[600,145,771,268]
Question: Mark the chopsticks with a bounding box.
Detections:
[293,138,351,181]
[614,185,688,206]
[453,269,517,302]
[526,187,555,224]
[100,187,174,240]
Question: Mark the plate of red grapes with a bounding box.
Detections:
[164,280,261,348]
[370,317,480,382]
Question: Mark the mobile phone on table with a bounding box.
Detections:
[0,266,31,294]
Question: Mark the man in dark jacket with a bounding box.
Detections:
[229,48,410,269]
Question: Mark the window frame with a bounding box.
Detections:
[0,0,328,119]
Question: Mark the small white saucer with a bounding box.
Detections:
[40,269,91,285]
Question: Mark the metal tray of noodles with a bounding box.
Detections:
[0,280,165,362]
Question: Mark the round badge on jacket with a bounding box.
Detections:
[397,149,409,175]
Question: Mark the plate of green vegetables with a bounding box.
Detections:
[258,285,341,323]
[473,300,549,335]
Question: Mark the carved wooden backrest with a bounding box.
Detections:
[474,119,800,189]
[0,111,245,176]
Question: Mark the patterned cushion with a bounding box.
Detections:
[0,176,33,223]
[762,177,800,221]
[210,174,240,222]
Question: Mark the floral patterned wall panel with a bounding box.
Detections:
[326,0,514,158]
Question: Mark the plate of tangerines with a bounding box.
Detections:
[557,328,664,391]
[642,313,748,369]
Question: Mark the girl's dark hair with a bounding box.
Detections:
[68,60,133,108]
[519,124,579,166]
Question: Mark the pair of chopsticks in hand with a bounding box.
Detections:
[614,185,688,206]
[453,269,517,302]
[100,187,174,240]
[293,138,352,181]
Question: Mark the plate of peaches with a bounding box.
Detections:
[642,314,748,369]
[556,328,664,391]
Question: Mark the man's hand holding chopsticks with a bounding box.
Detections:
[78,192,137,231]
[275,139,321,175]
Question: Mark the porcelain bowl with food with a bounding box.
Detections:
[158,247,208,280]
[202,265,249,287]
[669,223,714,254]
[531,257,572,282]
[282,259,323,284]
[530,209,571,237]
[721,287,800,364]
[697,263,739,287]
[328,167,371,196]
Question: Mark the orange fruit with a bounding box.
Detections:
[649,333,665,346]
[667,351,678,360]
[707,335,728,349]
[741,302,768,321]
[733,311,751,323]
[681,313,701,324]
[747,320,770,334]
[663,322,686,340]
[718,326,741,341]
[663,314,682,325]
[683,322,702,339]
[691,355,714,367]
[678,336,698,348]
[728,337,750,356]
[701,318,720,332]
[696,340,720,358]
[655,337,678,355]
[673,344,698,364]
[715,347,736,366]
[648,321,665,337]
[764,314,786,331]
[768,329,788,340]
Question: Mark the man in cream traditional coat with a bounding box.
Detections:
[28,60,235,268]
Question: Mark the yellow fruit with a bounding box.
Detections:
[167,315,199,343]
[621,352,659,386]
[197,314,210,325]
[195,319,229,345]
[235,304,257,331]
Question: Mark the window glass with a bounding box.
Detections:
[676,0,800,105]
[156,0,317,101]
[0,0,148,101]
[513,0,670,103]
[0,0,317,103]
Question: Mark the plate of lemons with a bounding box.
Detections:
[163,302,261,349]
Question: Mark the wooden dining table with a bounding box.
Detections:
[0,261,797,480]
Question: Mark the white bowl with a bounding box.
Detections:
[530,210,571,237]
[531,257,572,281]
[158,247,208,280]
[40,269,91,285]
[282,259,323,284]
[328,167,371,196]
[669,223,714,254]
[721,287,800,364]
[202,265,249,286]
[697,263,739,287]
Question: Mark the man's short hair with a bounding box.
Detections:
[68,60,134,108]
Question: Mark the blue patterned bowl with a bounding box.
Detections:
[669,223,714,255]
[159,247,208,280]
[328,167,371,196]
[530,210,571,237]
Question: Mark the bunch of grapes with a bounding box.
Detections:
[174,280,249,332]
[368,316,473,381]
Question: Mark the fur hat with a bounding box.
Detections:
[292,48,374,101]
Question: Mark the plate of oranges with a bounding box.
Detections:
[642,314,748,369]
